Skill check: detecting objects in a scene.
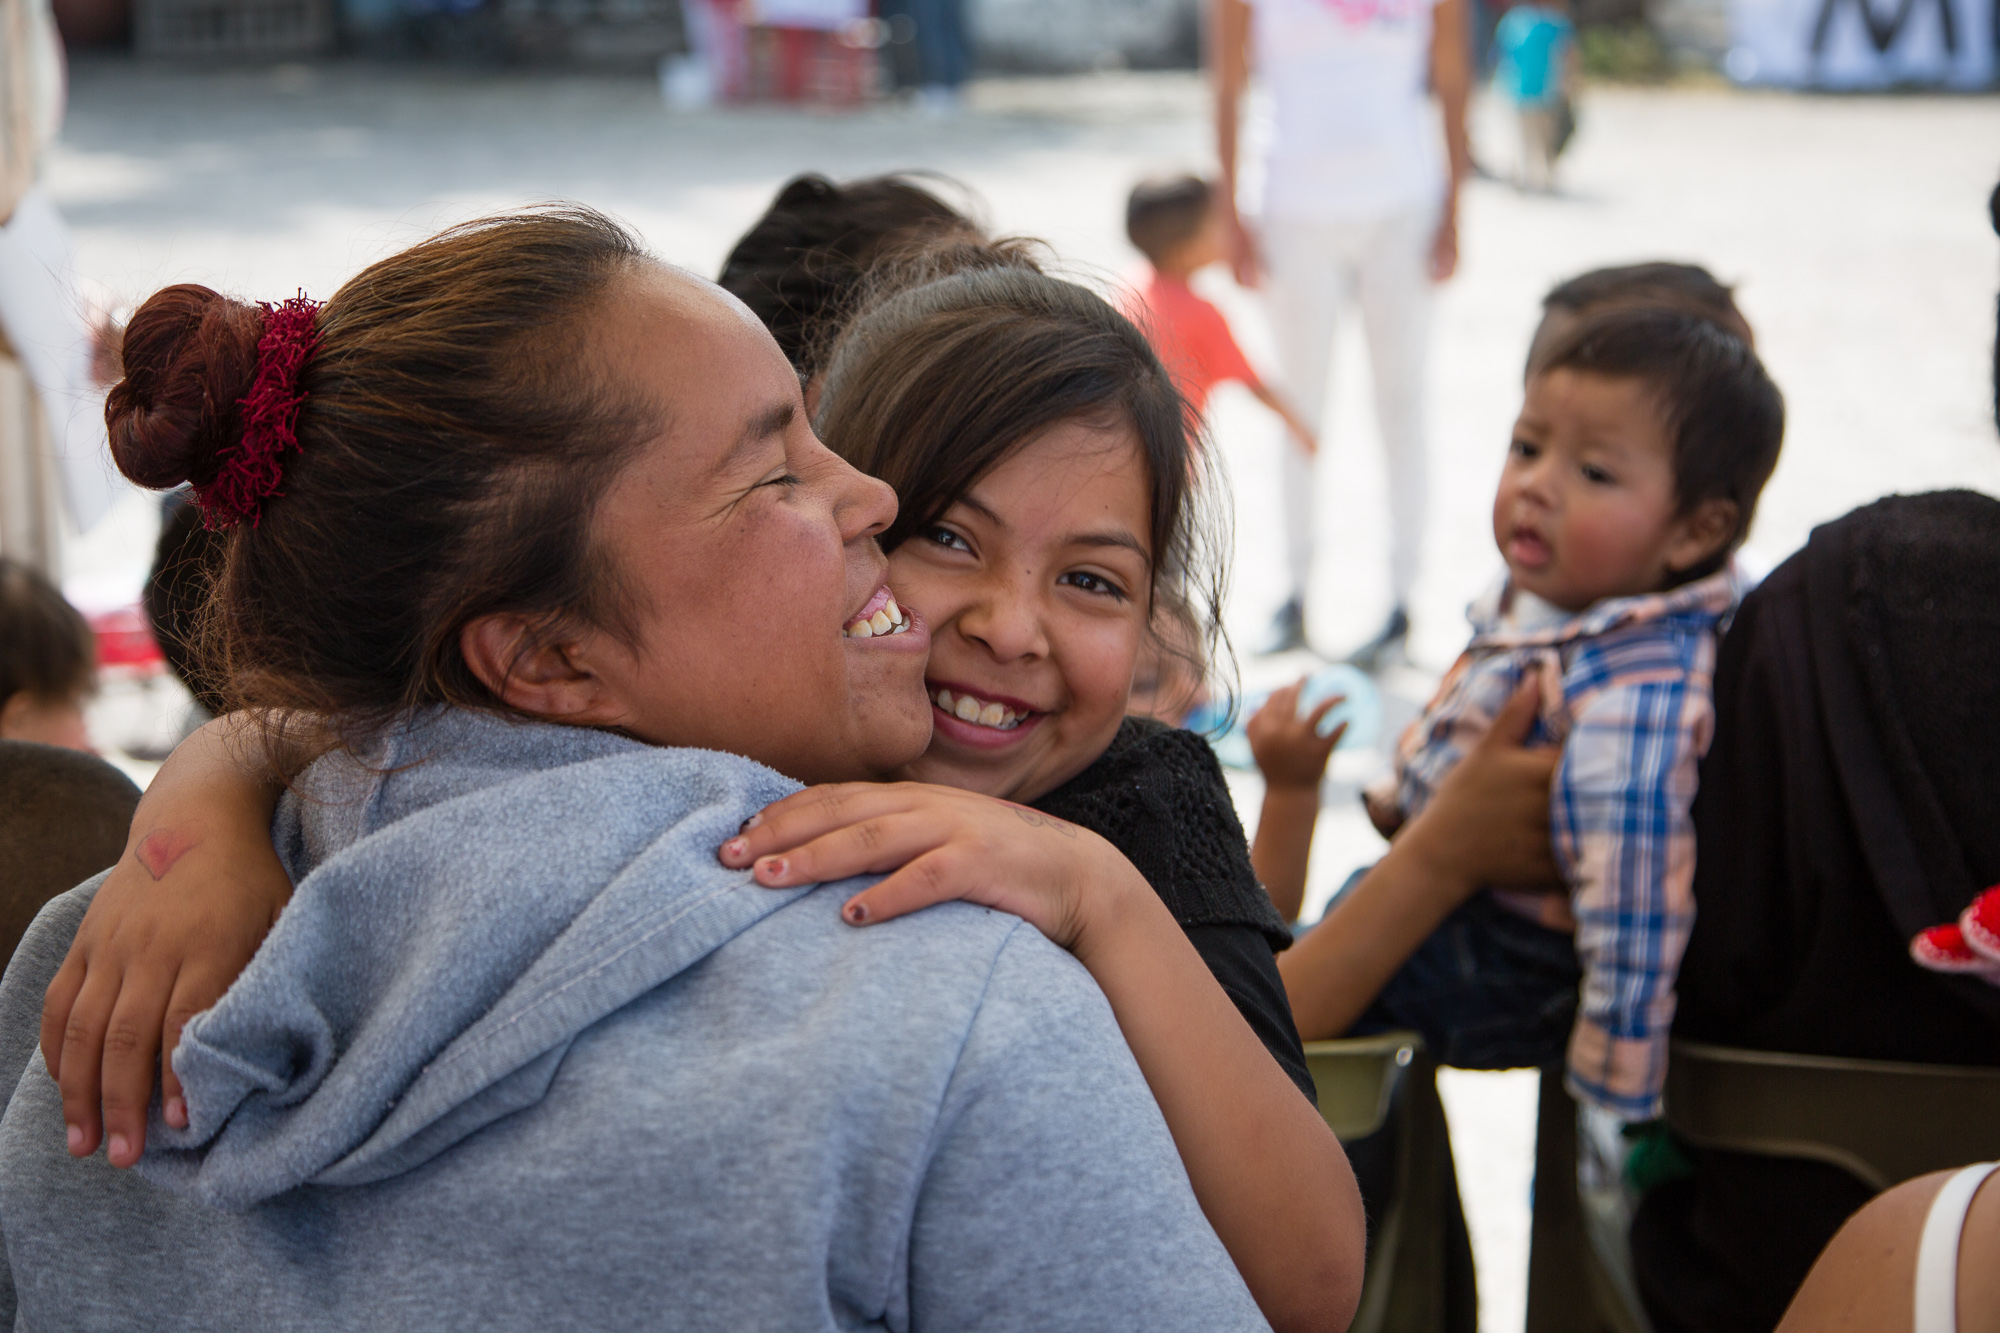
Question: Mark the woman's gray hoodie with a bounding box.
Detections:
[0,712,1268,1331]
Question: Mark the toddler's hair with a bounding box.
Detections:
[1540,307,1783,583]
[716,173,982,377]
[0,558,95,711]
[1125,175,1213,268]
[1528,261,1752,377]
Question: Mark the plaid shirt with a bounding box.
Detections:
[1375,566,1741,1119]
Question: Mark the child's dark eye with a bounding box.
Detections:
[1511,438,1540,460]
[1059,571,1128,600]
[921,526,972,554]
[1581,464,1616,485]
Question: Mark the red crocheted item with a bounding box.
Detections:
[1960,885,2000,961]
[1910,923,2000,976]
[194,294,321,530]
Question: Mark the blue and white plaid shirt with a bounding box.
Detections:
[1374,566,1742,1119]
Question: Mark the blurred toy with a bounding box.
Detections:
[1186,662,1382,771]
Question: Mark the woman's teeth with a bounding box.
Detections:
[843,595,912,639]
[932,688,1025,731]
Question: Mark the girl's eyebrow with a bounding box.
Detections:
[1068,530,1151,562]
[953,495,1149,561]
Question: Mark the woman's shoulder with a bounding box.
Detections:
[1034,718,1288,945]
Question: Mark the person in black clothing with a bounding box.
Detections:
[1628,492,2000,1332]
[715,172,980,379]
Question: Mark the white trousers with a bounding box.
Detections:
[1262,206,1434,607]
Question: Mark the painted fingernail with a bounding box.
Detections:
[165,1097,186,1129]
[721,838,747,860]
[108,1133,128,1162]
[740,812,762,831]
[65,1124,82,1153]
[757,857,787,880]
[844,900,870,925]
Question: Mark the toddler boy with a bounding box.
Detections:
[1362,306,1784,1119]
[1119,175,1316,455]
[0,558,96,752]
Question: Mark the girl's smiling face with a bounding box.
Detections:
[888,418,1154,804]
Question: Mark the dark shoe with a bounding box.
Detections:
[1257,598,1308,655]
[1347,605,1409,672]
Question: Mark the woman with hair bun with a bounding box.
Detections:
[0,208,1271,1331]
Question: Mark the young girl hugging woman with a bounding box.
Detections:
[4,208,1272,1330]
[45,224,1558,1332]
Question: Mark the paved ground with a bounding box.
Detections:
[47,58,2000,1330]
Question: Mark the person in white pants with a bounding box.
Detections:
[1213,0,1470,660]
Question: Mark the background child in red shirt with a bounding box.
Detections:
[1121,175,1316,456]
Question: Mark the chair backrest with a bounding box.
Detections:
[1303,1032,1421,1142]
[0,741,138,972]
[1304,1034,1449,1333]
[1664,1038,2000,1193]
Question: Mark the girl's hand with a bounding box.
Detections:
[717,782,1153,961]
[1246,679,1344,792]
[39,715,302,1168]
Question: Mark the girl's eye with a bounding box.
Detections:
[1059,571,1128,600]
[921,525,972,554]
[1511,438,1539,460]
[1581,464,1615,485]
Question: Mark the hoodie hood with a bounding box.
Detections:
[139,710,807,1211]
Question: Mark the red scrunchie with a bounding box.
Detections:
[194,294,322,530]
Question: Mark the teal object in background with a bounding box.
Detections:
[1186,664,1385,771]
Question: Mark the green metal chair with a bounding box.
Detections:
[1662,1039,2000,1192]
[1527,1039,2000,1333]
[1303,1033,1450,1333]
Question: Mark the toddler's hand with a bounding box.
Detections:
[717,782,1152,962]
[1247,678,1344,791]
[41,819,291,1168]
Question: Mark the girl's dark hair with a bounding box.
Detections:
[814,243,1229,692]
[1540,306,1785,584]
[105,207,655,743]
[716,172,982,377]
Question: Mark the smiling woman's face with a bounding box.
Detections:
[553,264,934,784]
[887,418,1154,803]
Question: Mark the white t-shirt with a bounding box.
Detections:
[1247,0,1446,222]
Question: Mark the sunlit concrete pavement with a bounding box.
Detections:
[48,58,2000,1331]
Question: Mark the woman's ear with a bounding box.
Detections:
[460,615,625,725]
[1666,497,1740,576]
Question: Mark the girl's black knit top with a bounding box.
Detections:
[1031,717,1315,1101]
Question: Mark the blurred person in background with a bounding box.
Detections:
[0,556,94,751]
[716,171,981,380]
[1212,0,1472,662]
[143,491,228,732]
[879,0,972,113]
[1491,0,1578,193]
[1119,173,1317,458]
[0,0,118,550]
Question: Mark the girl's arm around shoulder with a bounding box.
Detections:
[41,712,311,1168]
[724,781,1363,1332]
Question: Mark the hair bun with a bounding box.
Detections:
[106,284,267,491]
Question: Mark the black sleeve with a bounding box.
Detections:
[1032,718,1292,950]
[1182,924,1317,1104]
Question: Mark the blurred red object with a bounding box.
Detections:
[87,604,164,672]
